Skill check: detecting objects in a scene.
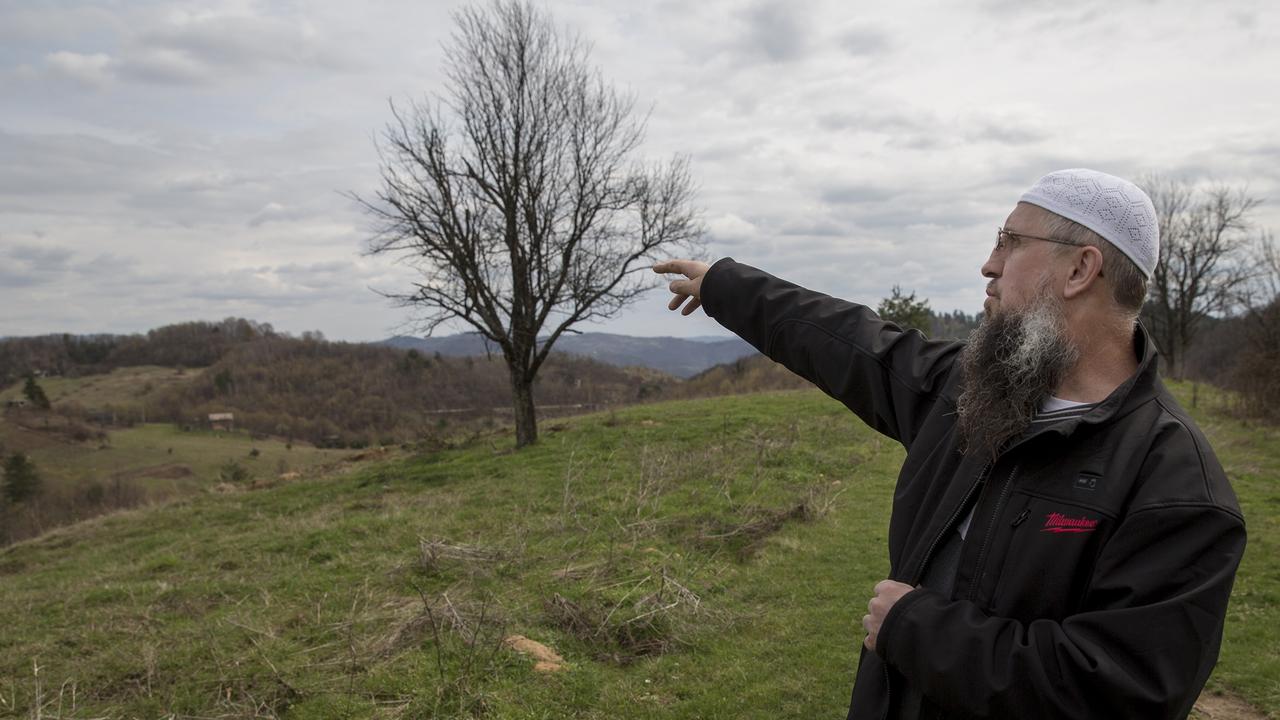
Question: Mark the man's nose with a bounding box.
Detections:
[981,251,1001,279]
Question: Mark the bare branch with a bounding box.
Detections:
[350,0,703,446]
[1140,174,1262,376]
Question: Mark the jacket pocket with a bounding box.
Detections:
[981,491,1114,622]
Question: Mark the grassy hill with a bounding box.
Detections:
[0,420,352,494]
[0,365,201,410]
[0,387,1275,718]
[0,403,356,546]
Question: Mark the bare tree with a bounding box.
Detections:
[1141,176,1261,377]
[1238,231,1280,347]
[353,1,702,448]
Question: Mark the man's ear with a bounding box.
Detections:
[1063,246,1104,300]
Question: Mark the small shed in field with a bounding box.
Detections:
[208,412,235,431]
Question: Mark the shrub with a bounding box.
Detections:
[219,460,251,483]
[2,453,42,503]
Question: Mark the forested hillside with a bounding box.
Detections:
[1,320,677,448]
[144,337,672,447]
[0,318,271,386]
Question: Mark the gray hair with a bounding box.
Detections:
[1041,213,1149,315]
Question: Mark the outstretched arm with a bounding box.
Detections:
[655,257,961,447]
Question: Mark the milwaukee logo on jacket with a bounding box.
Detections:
[1041,512,1098,533]
[700,258,1246,720]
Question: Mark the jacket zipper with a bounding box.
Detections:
[967,464,1020,601]
[894,457,1008,716]
[910,461,990,584]
[881,664,892,720]
[887,462,989,720]
[987,508,1033,604]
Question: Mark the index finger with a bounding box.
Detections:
[651,259,699,277]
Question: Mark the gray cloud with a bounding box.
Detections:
[44,50,113,88]
[134,15,359,74]
[247,202,294,228]
[28,8,364,89]
[841,202,991,232]
[965,120,1047,146]
[9,244,73,269]
[820,183,898,205]
[0,242,75,287]
[0,131,165,200]
[737,1,810,63]
[877,113,1048,152]
[817,109,930,135]
[839,26,894,57]
[119,47,213,86]
[778,219,851,237]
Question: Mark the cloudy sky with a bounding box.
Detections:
[2,0,1277,342]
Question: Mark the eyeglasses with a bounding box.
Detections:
[994,227,1102,276]
[995,227,1082,251]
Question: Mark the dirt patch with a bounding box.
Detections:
[504,634,566,672]
[1193,690,1270,719]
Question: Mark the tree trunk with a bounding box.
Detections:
[510,371,538,448]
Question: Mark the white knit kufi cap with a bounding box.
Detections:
[1019,169,1159,278]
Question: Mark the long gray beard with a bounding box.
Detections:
[955,293,1080,459]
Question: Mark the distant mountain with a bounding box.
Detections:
[380,332,758,379]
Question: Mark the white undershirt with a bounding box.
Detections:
[1040,395,1093,413]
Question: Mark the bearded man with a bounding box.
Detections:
[654,169,1246,719]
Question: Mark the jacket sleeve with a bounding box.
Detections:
[875,501,1246,719]
[700,257,962,448]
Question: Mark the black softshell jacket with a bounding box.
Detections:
[700,258,1246,720]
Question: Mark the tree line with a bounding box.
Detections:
[0,318,273,386]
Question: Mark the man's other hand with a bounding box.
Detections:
[653,259,711,316]
[862,580,915,652]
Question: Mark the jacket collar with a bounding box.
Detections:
[1077,320,1161,425]
[1014,321,1162,446]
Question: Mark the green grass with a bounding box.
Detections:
[0,421,351,496]
[1166,381,1280,713]
[0,387,1275,718]
[0,365,200,409]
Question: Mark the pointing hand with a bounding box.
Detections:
[652,259,711,316]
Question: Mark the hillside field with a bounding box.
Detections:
[0,365,201,410]
[0,386,1276,718]
[0,420,352,496]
